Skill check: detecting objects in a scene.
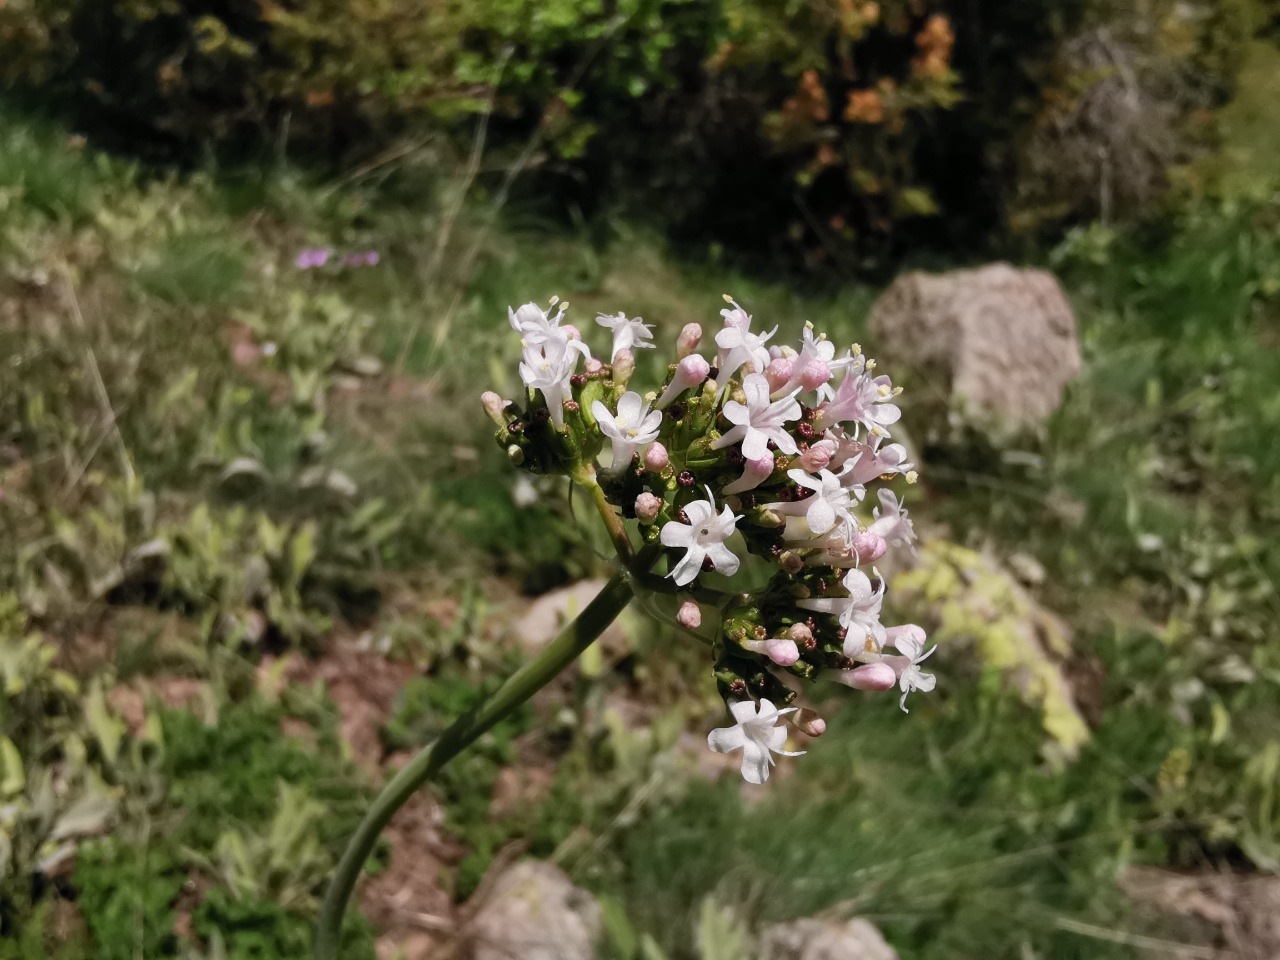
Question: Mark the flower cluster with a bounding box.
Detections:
[484,296,935,783]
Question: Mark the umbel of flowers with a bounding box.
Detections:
[485,295,935,785]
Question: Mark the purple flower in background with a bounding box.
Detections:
[295,248,332,269]
[341,250,381,267]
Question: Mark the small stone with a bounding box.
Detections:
[465,861,601,960]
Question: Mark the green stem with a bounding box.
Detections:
[314,567,636,960]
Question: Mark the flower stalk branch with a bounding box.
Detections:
[315,568,637,960]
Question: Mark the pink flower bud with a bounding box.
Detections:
[481,391,511,427]
[794,708,826,737]
[769,345,786,360]
[612,349,635,384]
[677,601,701,630]
[837,661,897,691]
[852,531,888,564]
[886,624,927,649]
[644,442,669,473]
[562,323,583,341]
[786,622,814,648]
[676,323,703,359]
[722,452,775,494]
[765,357,794,393]
[635,492,662,523]
[800,360,831,391]
[656,354,711,409]
[585,356,605,375]
[765,637,800,666]
[741,637,799,666]
[797,440,835,473]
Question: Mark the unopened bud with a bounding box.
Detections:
[562,323,583,341]
[506,444,525,466]
[794,707,826,737]
[677,600,701,630]
[765,357,794,393]
[676,323,703,359]
[852,531,888,564]
[585,356,605,376]
[742,637,800,666]
[644,442,669,473]
[800,360,831,391]
[481,391,511,428]
[778,551,804,574]
[786,622,814,647]
[765,637,800,666]
[722,452,775,494]
[797,440,835,473]
[612,349,635,385]
[635,492,662,523]
[656,354,711,409]
[836,661,896,691]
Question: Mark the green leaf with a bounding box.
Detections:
[0,737,24,797]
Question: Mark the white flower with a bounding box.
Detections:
[707,698,805,784]
[596,312,655,360]
[884,631,937,712]
[518,338,580,429]
[796,568,886,656]
[711,373,801,460]
[866,488,916,551]
[591,391,662,471]
[715,300,777,379]
[766,468,862,539]
[510,299,589,358]
[813,363,901,435]
[771,324,849,399]
[659,487,741,586]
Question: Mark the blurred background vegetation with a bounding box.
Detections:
[1,0,1279,957]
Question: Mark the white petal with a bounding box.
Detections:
[660,522,694,548]
[706,543,740,577]
[739,739,772,784]
[617,391,644,422]
[914,671,937,693]
[729,700,759,723]
[707,725,746,754]
[805,498,836,535]
[668,549,704,586]
[683,500,714,527]
[740,429,768,461]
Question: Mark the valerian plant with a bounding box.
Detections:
[316,295,933,956]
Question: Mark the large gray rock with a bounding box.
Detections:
[869,264,1081,431]
[465,861,601,960]
[759,918,899,960]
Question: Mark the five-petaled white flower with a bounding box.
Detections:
[796,567,886,656]
[595,312,655,360]
[518,338,580,429]
[660,487,741,586]
[884,631,937,712]
[591,391,662,471]
[767,467,863,539]
[813,364,901,435]
[510,299,590,358]
[715,300,777,379]
[866,488,916,552]
[771,324,851,398]
[707,698,805,784]
[711,373,801,461]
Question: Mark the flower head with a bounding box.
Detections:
[711,373,801,460]
[591,391,661,470]
[707,698,805,784]
[660,487,741,586]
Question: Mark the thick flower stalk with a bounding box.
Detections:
[318,293,934,959]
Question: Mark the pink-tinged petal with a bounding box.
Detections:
[707,725,746,754]
[836,662,897,691]
[740,429,769,461]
